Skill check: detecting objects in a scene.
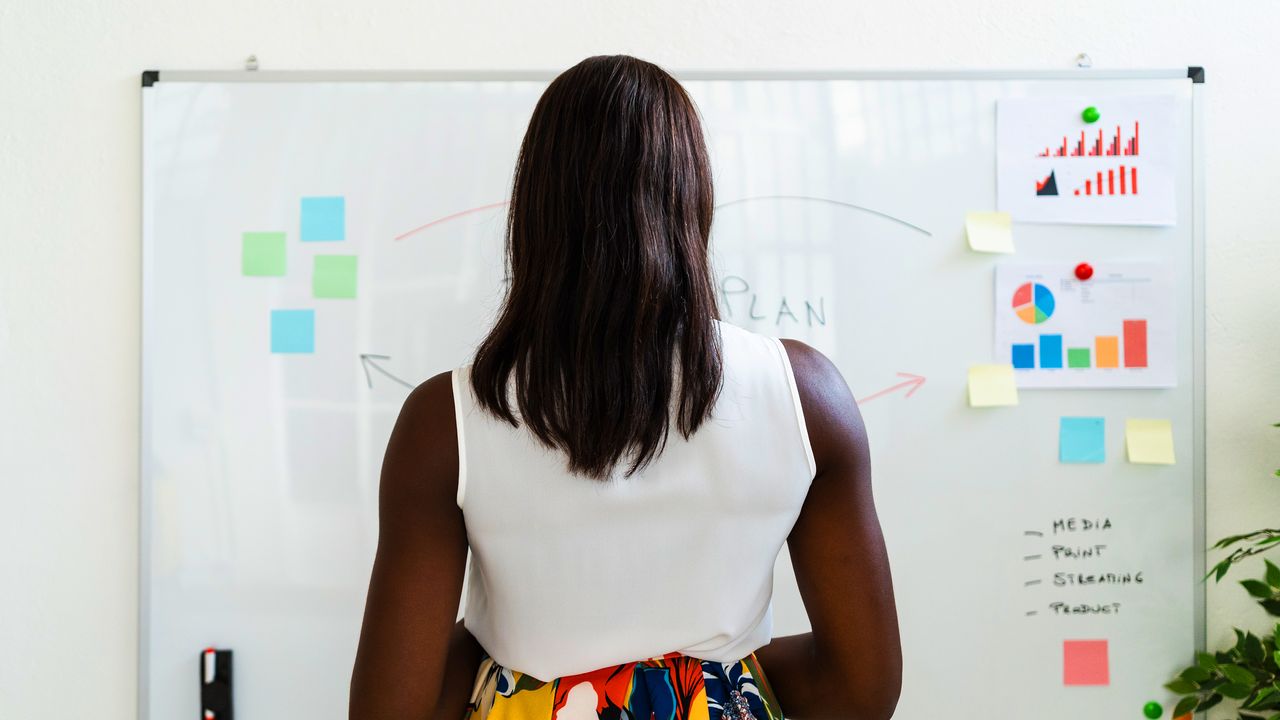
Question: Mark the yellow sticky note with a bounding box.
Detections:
[1126,419,1175,464]
[965,211,1015,253]
[968,364,1019,407]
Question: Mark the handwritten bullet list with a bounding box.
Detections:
[1022,516,1144,687]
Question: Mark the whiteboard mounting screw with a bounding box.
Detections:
[1075,53,1093,69]
[245,54,259,72]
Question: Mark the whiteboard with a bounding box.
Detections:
[141,70,1205,719]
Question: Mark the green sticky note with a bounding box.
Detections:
[1067,348,1091,368]
[313,254,357,298]
[242,232,286,276]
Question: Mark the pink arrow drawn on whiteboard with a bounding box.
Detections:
[394,201,510,241]
[857,373,926,404]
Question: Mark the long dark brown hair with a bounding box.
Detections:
[469,55,723,480]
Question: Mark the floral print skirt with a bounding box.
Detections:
[462,649,785,720]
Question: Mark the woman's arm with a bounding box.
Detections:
[349,372,476,719]
[752,339,902,720]
[433,619,486,718]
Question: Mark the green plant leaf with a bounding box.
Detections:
[1221,682,1255,699]
[1224,664,1258,686]
[1165,678,1200,694]
[1216,533,1256,549]
[1245,579,1275,598]
[1263,600,1280,617]
[1197,693,1223,712]
[1181,665,1212,683]
[1217,561,1234,582]
[1255,691,1280,711]
[1174,695,1199,716]
[1200,651,1220,671]
[1245,686,1279,708]
[1246,634,1267,663]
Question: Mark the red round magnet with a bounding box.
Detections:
[1075,262,1094,281]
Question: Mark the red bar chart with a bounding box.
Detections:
[1073,166,1138,196]
[1037,122,1139,158]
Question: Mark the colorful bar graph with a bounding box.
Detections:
[1040,334,1064,369]
[1017,330,1140,370]
[1123,320,1148,367]
[1095,336,1119,368]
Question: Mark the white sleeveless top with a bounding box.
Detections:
[450,320,817,681]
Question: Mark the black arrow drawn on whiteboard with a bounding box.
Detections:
[395,195,932,241]
[715,195,933,237]
[359,354,415,390]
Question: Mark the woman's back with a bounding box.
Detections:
[349,54,901,720]
[455,319,816,681]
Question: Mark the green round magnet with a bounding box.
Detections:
[1143,700,1163,718]
[1082,106,1101,123]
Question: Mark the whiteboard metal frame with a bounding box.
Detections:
[1190,70,1207,657]
[144,68,1199,84]
[138,68,1207,717]
[139,81,157,720]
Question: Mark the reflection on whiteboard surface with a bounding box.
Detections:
[997,95,1176,226]
[994,261,1176,388]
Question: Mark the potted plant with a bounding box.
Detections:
[1163,424,1280,719]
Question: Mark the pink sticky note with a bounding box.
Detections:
[1063,640,1109,686]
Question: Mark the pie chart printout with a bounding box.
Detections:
[994,262,1176,388]
[1013,282,1055,324]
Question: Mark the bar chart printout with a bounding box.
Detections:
[1038,121,1140,158]
[1074,166,1138,196]
[995,262,1175,389]
[996,94,1177,225]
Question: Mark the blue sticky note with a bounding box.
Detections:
[1060,417,1105,463]
[1012,343,1035,369]
[300,196,345,241]
[271,309,315,353]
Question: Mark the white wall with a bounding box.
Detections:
[2,1,1277,717]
